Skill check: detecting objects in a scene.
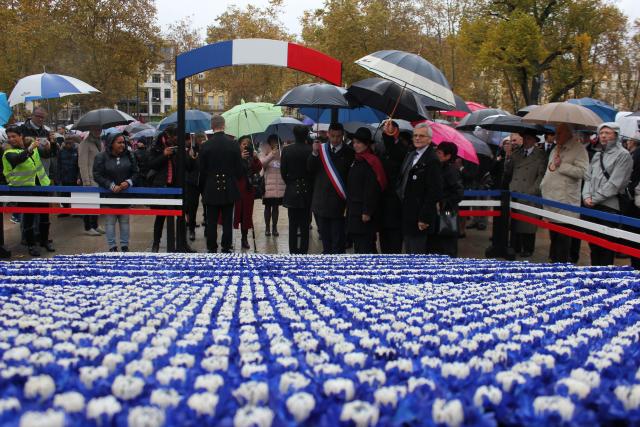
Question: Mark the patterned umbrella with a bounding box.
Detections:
[8,72,99,106]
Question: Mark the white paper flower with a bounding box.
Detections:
[156,366,186,385]
[150,388,181,408]
[187,392,219,416]
[195,374,224,393]
[0,397,20,413]
[233,381,269,406]
[24,375,55,401]
[127,406,165,427]
[279,372,311,394]
[614,385,640,411]
[19,409,64,427]
[374,386,407,408]
[473,386,502,407]
[533,396,575,422]
[86,395,122,420]
[3,346,30,361]
[233,406,274,427]
[111,375,145,400]
[432,398,464,427]
[323,378,355,401]
[340,400,379,427]
[53,392,85,413]
[286,392,315,422]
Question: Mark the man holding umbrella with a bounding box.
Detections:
[395,122,443,253]
[308,122,354,254]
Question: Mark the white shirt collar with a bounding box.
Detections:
[330,142,343,153]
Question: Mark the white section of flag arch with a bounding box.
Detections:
[232,39,288,67]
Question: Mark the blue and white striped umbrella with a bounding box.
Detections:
[355,50,456,110]
[8,73,100,106]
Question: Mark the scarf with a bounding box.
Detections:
[356,149,388,191]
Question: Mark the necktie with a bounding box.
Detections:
[331,146,336,154]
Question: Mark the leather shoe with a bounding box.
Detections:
[41,242,55,252]
[28,246,41,257]
[189,231,196,241]
[109,247,118,252]
[520,251,533,258]
[151,242,160,253]
[121,246,128,252]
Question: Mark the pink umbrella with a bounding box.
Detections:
[440,101,489,118]
[426,120,479,164]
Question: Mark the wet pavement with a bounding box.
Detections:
[1,202,633,267]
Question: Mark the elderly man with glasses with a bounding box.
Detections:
[395,122,443,254]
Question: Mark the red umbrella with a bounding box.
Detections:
[422,120,479,164]
[440,101,489,118]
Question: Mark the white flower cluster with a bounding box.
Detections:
[0,253,639,426]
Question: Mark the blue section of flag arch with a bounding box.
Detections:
[176,40,233,80]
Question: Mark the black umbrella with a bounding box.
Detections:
[479,114,547,134]
[453,94,472,114]
[346,78,432,122]
[460,131,493,157]
[456,108,509,131]
[516,105,539,117]
[276,83,352,108]
[73,109,135,130]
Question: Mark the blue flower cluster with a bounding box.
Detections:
[0,253,639,426]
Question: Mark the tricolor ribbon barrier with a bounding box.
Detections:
[0,186,183,217]
[460,190,640,261]
[0,185,183,251]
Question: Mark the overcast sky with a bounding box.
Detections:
[155,0,640,38]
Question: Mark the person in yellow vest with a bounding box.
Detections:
[2,125,54,257]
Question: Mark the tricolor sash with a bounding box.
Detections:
[318,143,346,200]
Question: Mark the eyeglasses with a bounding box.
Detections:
[413,134,430,139]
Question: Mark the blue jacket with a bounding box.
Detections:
[57,145,79,184]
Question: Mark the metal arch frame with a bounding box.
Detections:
[173,39,343,251]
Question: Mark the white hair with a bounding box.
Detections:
[413,122,433,137]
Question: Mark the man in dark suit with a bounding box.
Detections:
[378,120,409,253]
[395,122,443,253]
[199,115,243,253]
[281,125,314,254]
[308,122,355,254]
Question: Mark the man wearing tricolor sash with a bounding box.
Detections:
[308,122,355,254]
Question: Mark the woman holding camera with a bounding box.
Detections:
[147,126,178,252]
[234,136,262,249]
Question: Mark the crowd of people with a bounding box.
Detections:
[1,107,639,268]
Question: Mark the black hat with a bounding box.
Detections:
[352,127,373,144]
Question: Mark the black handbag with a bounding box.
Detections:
[250,173,265,199]
[437,209,459,236]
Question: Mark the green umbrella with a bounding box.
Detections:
[221,100,283,138]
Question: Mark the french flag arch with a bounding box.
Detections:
[175,39,342,85]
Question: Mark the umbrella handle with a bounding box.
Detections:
[388,83,407,120]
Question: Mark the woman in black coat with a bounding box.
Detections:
[427,141,464,257]
[346,127,387,253]
[146,127,178,252]
[93,133,139,252]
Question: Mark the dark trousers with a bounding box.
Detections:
[403,233,428,254]
[622,205,640,270]
[549,227,573,263]
[588,205,618,266]
[288,208,310,254]
[380,229,403,254]
[351,232,375,254]
[185,184,200,233]
[510,232,536,254]
[22,204,49,246]
[84,215,98,231]
[317,215,345,254]
[426,235,458,257]
[205,203,234,252]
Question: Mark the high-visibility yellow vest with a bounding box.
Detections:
[2,147,51,186]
